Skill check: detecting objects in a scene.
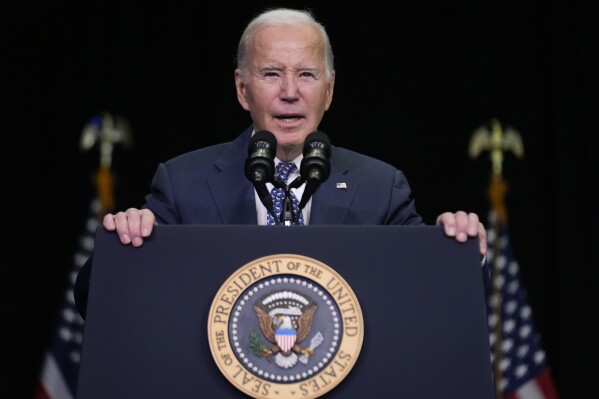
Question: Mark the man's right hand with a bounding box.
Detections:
[103,208,156,247]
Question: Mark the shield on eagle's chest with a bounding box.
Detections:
[275,329,297,353]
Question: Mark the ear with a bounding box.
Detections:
[235,69,250,111]
[324,72,335,111]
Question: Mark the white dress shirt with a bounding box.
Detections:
[254,156,311,225]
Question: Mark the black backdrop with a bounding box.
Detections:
[6,1,597,397]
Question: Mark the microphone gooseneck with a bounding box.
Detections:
[299,131,331,209]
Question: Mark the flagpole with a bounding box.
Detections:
[469,119,524,399]
[80,112,133,220]
[488,171,507,399]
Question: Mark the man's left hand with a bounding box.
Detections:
[436,211,487,257]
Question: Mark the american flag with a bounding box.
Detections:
[35,198,100,399]
[486,211,559,399]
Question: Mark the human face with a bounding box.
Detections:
[235,24,335,161]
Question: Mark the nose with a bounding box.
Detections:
[280,74,299,101]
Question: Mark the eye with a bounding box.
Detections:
[299,71,317,79]
[261,69,281,80]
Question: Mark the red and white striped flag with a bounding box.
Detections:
[486,211,560,399]
[35,198,101,399]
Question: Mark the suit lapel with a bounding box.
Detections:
[207,128,257,224]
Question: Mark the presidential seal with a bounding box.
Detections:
[208,254,364,399]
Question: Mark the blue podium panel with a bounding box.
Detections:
[77,225,494,399]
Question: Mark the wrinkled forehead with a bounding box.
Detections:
[249,24,324,58]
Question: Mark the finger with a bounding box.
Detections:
[478,222,488,255]
[454,211,469,242]
[139,208,156,237]
[123,208,145,247]
[113,210,134,245]
[467,212,480,237]
[102,213,117,231]
[436,212,456,237]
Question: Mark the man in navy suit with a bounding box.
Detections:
[76,7,487,317]
[75,8,487,315]
[104,8,486,248]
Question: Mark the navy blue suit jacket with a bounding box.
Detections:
[144,125,424,226]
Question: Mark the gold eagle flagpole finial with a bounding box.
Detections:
[469,118,523,224]
[80,112,133,220]
[469,118,524,399]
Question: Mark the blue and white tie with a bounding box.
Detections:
[267,162,304,225]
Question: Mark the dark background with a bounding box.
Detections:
[6,1,597,397]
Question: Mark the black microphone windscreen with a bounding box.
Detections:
[303,131,331,156]
[301,131,331,182]
[298,131,331,209]
[245,130,277,186]
[248,130,277,155]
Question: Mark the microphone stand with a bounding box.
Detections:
[273,176,305,226]
[288,177,305,225]
[271,177,286,225]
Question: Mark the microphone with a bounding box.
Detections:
[245,130,277,216]
[299,131,331,209]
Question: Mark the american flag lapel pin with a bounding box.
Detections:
[336,182,347,189]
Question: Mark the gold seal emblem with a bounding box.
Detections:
[208,254,364,399]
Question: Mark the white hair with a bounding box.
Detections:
[236,8,335,83]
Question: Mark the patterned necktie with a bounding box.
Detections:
[267,162,304,226]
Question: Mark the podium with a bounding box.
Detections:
[77,225,495,399]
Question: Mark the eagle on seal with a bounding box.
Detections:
[254,303,318,368]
